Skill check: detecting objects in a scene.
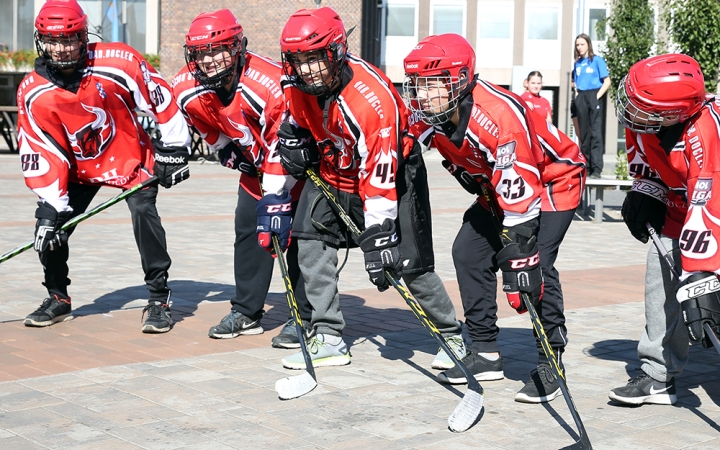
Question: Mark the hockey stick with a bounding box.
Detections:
[480,184,592,449]
[646,224,720,357]
[0,176,158,265]
[306,168,483,432]
[249,173,318,399]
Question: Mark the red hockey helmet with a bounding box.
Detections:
[184,9,246,89]
[403,34,476,125]
[615,53,706,134]
[34,0,88,70]
[280,7,348,96]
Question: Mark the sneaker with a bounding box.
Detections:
[609,372,677,405]
[431,334,468,369]
[282,333,351,369]
[515,363,562,403]
[271,318,302,349]
[437,351,504,384]
[141,301,173,334]
[590,172,602,179]
[208,311,263,339]
[24,294,72,327]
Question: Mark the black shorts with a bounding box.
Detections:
[292,147,436,273]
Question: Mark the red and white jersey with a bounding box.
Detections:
[625,129,689,241]
[283,54,415,227]
[172,51,297,199]
[414,80,584,226]
[16,42,190,213]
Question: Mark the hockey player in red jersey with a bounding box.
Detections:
[173,9,310,346]
[403,34,586,403]
[609,54,720,405]
[276,7,464,369]
[17,0,190,333]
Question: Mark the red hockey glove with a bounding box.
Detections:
[256,191,293,254]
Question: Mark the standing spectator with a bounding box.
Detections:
[17,0,191,333]
[573,33,610,179]
[521,71,553,123]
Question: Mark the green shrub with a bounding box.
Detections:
[615,149,629,180]
[142,54,160,71]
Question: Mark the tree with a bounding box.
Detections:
[663,0,720,93]
[599,0,655,99]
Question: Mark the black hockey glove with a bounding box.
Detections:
[676,272,720,348]
[277,121,320,180]
[621,179,668,243]
[442,160,483,195]
[153,139,190,188]
[217,141,256,176]
[358,218,404,292]
[256,191,293,254]
[497,219,543,314]
[33,202,72,253]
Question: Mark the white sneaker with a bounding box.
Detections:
[281,333,351,369]
[431,334,468,370]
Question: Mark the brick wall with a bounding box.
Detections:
[160,0,363,80]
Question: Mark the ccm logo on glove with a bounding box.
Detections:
[507,253,540,270]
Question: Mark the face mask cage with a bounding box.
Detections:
[282,45,345,96]
[403,73,464,125]
[614,77,664,134]
[35,31,88,70]
[185,37,243,90]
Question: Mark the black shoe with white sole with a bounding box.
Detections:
[437,351,504,384]
[609,372,676,405]
[24,294,72,327]
[515,363,562,403]
[271,319,301,348]
[141,301,173,334]
[208,310,263,339]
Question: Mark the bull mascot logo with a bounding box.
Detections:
[63,103,116,160]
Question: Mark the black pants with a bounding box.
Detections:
[231,186,311,322]
[41,182,171,302]
[575,89,604,176]
[452,203,574,358]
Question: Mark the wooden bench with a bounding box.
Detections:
[583,178,634,223]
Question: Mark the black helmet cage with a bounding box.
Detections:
[404,67,471,125]
[282,40,346,96]
[35,30,88,70]
[185,36,247,90]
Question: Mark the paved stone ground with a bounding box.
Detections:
[0,152,718,449]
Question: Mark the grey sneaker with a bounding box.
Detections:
[208,311,263,339]
[281,333,351,369]
[141,301,173,334]
[24,294,72,327]
[609,371,677,405]
[271,319,302,349]
[431,334,468,369]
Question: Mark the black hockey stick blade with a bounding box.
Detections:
[387,275,484,432]
[271,236,318,400]
[704,323,720,357]
[0,176,157,265]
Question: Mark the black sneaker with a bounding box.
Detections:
[515,362,562,403]
[271,319,302,349]
[141,301,173,334]
[208,311,263,339]
[24,294,72,327]
[437,351,504,384]
[609,371,676,405]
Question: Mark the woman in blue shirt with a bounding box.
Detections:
[573,33,611,179]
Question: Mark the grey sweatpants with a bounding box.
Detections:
[297,238,462,338]
[638,234,688,382]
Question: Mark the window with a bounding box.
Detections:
[431,1,465,36]
[387,4,415,37]
[0,0,34,51]
[527,6,559,40]
[478,4,512,39]
[589,8,606,42]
